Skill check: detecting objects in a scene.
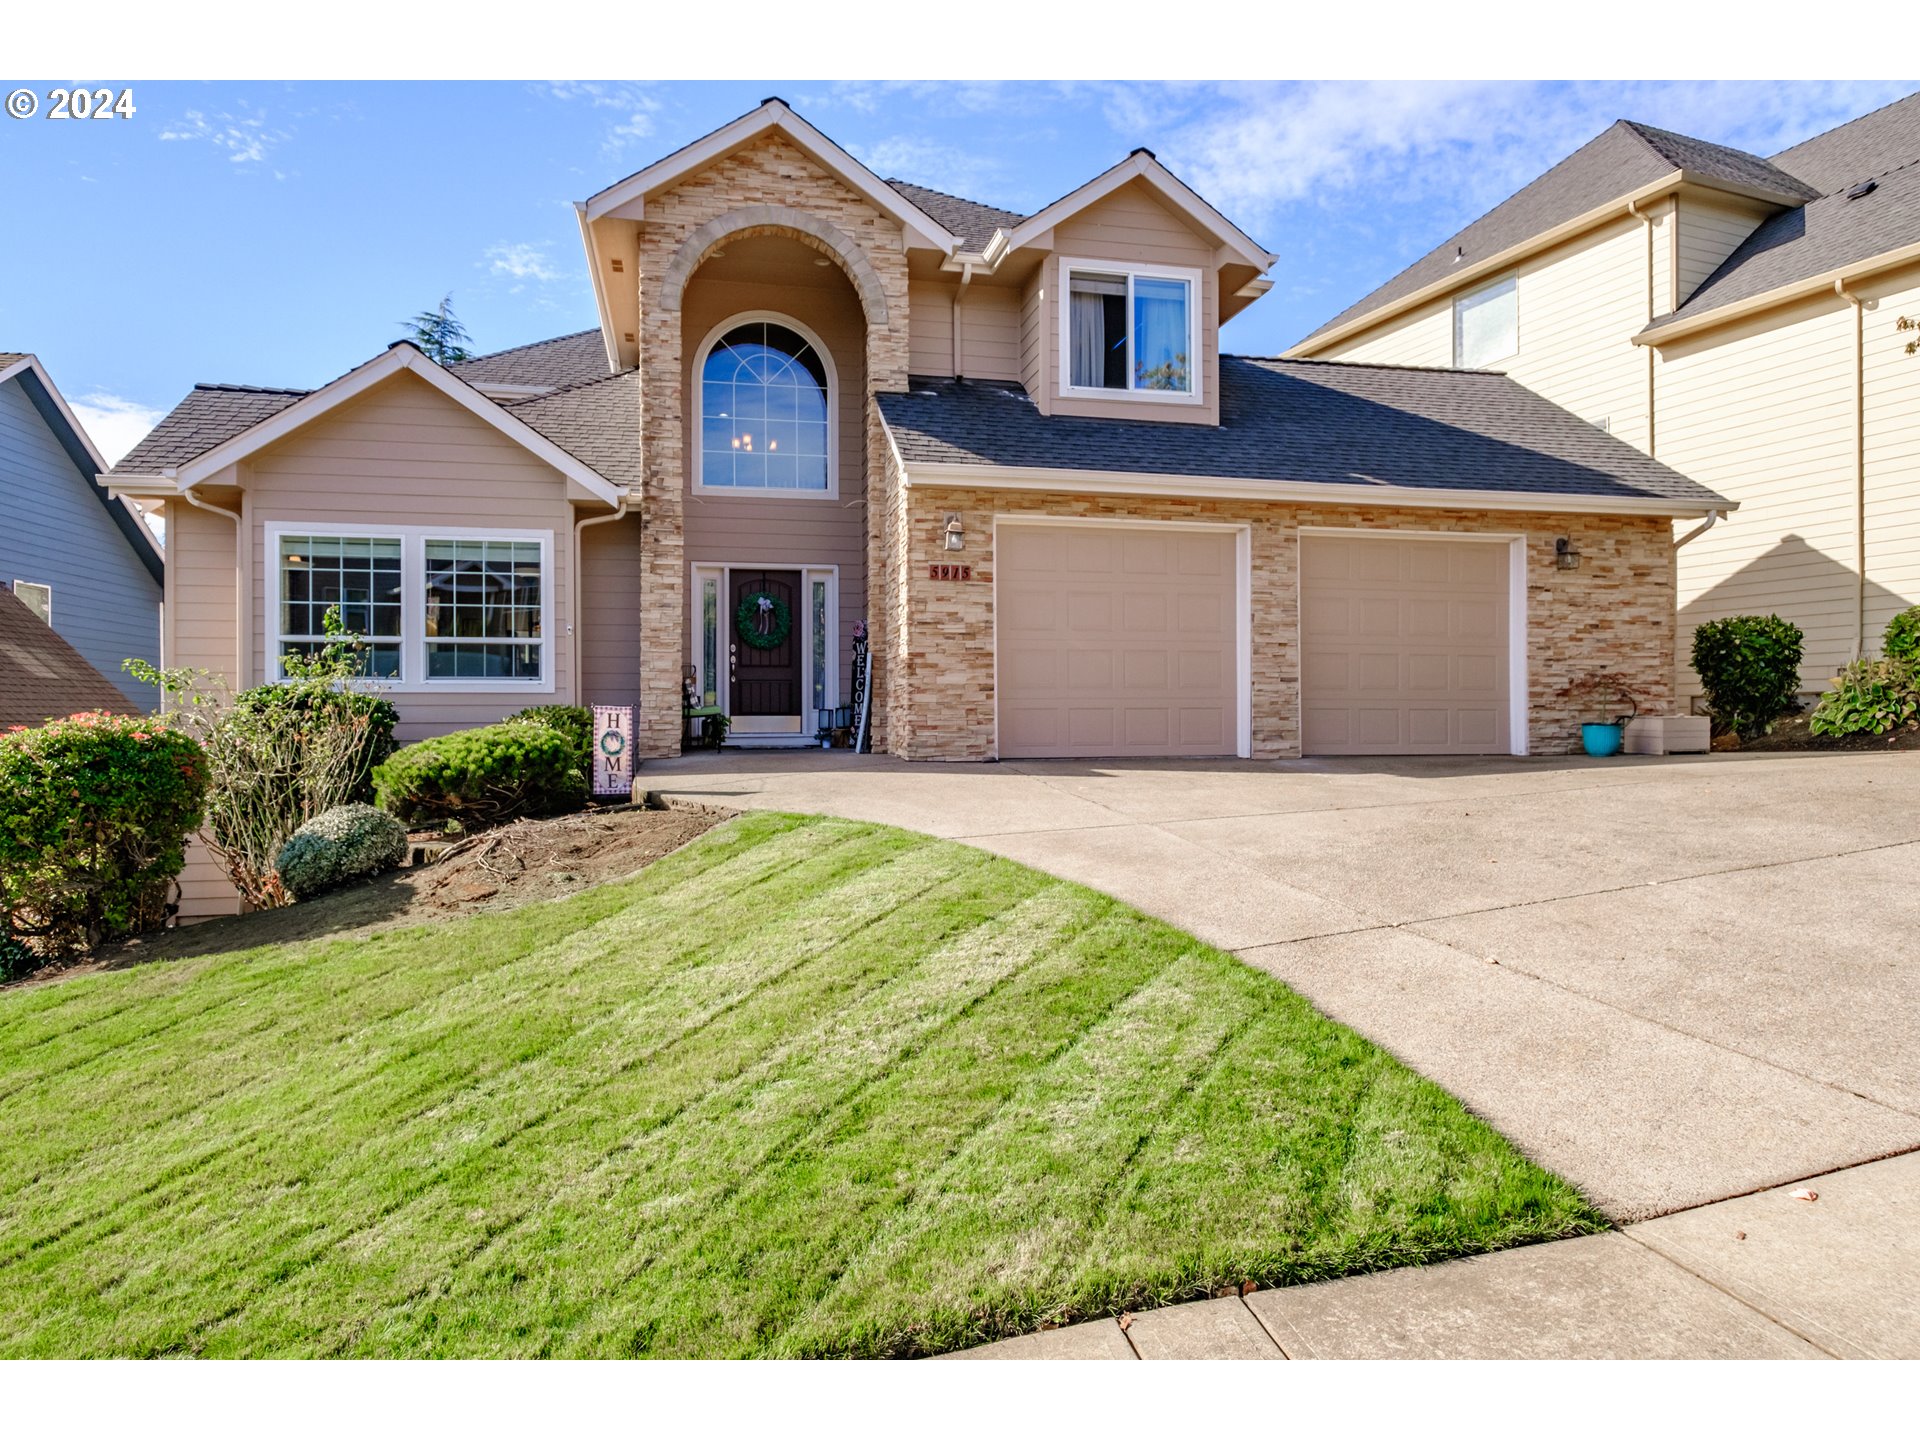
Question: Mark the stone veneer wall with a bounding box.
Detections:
[632,135,913,756]
[887,486,1676,760]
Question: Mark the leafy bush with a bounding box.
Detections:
[1808,658,1920,738]
[128,606,396,908]
[1560,671,1642,726]
[233,684,398,802]
[1691,614,1805,738]
[0,712,208,958]
[375,722,587,829]
[1883,606,1920,663]
[274,803,409,900]
[507,704,593,778]
[2,927,36,984]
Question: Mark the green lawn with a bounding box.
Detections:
[0,813,1602,1357]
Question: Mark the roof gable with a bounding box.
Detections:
[0,353,163,584]
[582,98,960,252]
[1006,150,1275,269]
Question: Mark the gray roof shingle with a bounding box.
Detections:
[884,180,1024,251]
[1644,155,1920,335]
[1773,91,1920,196]
[877,359,1729,513]
[450,329,613,390]
[1301,120,1816,346]
[0,585,138,727]
[505,371,639,489]
[112,383,307,473]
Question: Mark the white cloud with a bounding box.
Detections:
[545,82,662,155]
[70,392,165,467]
[1127,80,1919,229]
[157,107,290,172]
[485,242,560,284]
[849,136,1009,202]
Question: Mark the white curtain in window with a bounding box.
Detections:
[1455,278,1518,367]
[1070,291,1107,388]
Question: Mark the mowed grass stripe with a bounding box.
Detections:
[0,814,1604,1358]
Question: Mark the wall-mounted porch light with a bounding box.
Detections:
[1555,536,1582,570]
[943,514,965,551]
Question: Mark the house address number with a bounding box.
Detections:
[928,563,974,581]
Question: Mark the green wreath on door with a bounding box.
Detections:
[735,590,793,650]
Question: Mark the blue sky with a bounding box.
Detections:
[4,78,1913,461]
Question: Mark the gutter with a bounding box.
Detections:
[1636,238,1920,347]
[571,491,631,702]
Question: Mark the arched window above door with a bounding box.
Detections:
[695,316,834,494]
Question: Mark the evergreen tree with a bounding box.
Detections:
[399,294,474,365]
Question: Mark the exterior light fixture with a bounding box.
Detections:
[943,514,965,551]
[1555,536,1582,570]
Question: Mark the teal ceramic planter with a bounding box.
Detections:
[1582,722,1624,757]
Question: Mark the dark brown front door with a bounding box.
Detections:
[728,569,802,717]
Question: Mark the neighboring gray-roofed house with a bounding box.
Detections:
[0,353,163,710]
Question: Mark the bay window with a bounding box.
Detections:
[1063,261,1200,399]
[271,525,552,691]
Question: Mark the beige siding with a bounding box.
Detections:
[1674,195,1769,308]
[241,372,580,741]
[1020,262,1048,412]
[1860,265,1920,652]
[680,273,870,699]
[1659,291,1859,693]
[905,278,1022,381]
[1045,181,1221,426]
[165,493,243,684]
[579,512,644,711]
[1319,299,1454,367]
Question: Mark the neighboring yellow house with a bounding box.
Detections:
[1289,93,1920,702]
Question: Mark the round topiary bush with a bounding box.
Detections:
[1883,606,1920,663]
[273,802,409,900]
[1691,614,1805,738]
[0,711,208,958]
[374,722,589,829]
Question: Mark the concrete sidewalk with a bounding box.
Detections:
[643,749,1920,1221]
[946,1150,1919,1359]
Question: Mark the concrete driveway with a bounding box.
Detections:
[643,748,1920,1220]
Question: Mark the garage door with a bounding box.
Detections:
[1301,534,1512,755]
[998,523,1239,758]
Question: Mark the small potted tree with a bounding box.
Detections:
[1562,672,1640,757]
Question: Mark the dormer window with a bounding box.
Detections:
[1063,261,1200,401]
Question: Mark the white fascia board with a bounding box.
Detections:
[901,460,1730,518]
[1004,153,1276,271]
[575,203,623,374]
[581,101,960,253]
[174,345,625,506]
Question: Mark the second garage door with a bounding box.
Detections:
[1301,533,1513,756]
[997,523,1239,759]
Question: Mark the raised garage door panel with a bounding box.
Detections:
[1301,534,1512,756]
[998,524,1237,758]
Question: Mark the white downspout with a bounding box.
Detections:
[951,261,974,378]
[177,476,245,691]
[1627,199,1657,455]
[1836,279,1867,658]
[1673,510,1723,550]
[572,493,631,705]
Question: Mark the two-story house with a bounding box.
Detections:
[1,352,165,710]
[109,95,1726,828]
[1289,92,1920,704]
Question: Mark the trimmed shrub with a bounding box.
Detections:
[375,722,588,829]
[1808,658,1920,738]
[507,704,593,778]
[1691,614,1805,738]
[233,684,399,803]
[274,802,409,900]
[1883,606,1920,663]
[2,928,35,984]
[0,712,208,958]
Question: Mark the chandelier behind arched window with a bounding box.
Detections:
[699,320,831,491]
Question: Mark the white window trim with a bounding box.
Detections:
[265,522,556,696]
[691,311,840,501]
[1452,275,1519,369]
[687,560,840,732]
[1058,258,1205,406]
[11,580,52,624]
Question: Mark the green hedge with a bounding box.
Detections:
[507,704,594,779]
[0,712,208,959]
[1691,614,1804,738]
[275,802,410,900]
[374,722,588,829]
